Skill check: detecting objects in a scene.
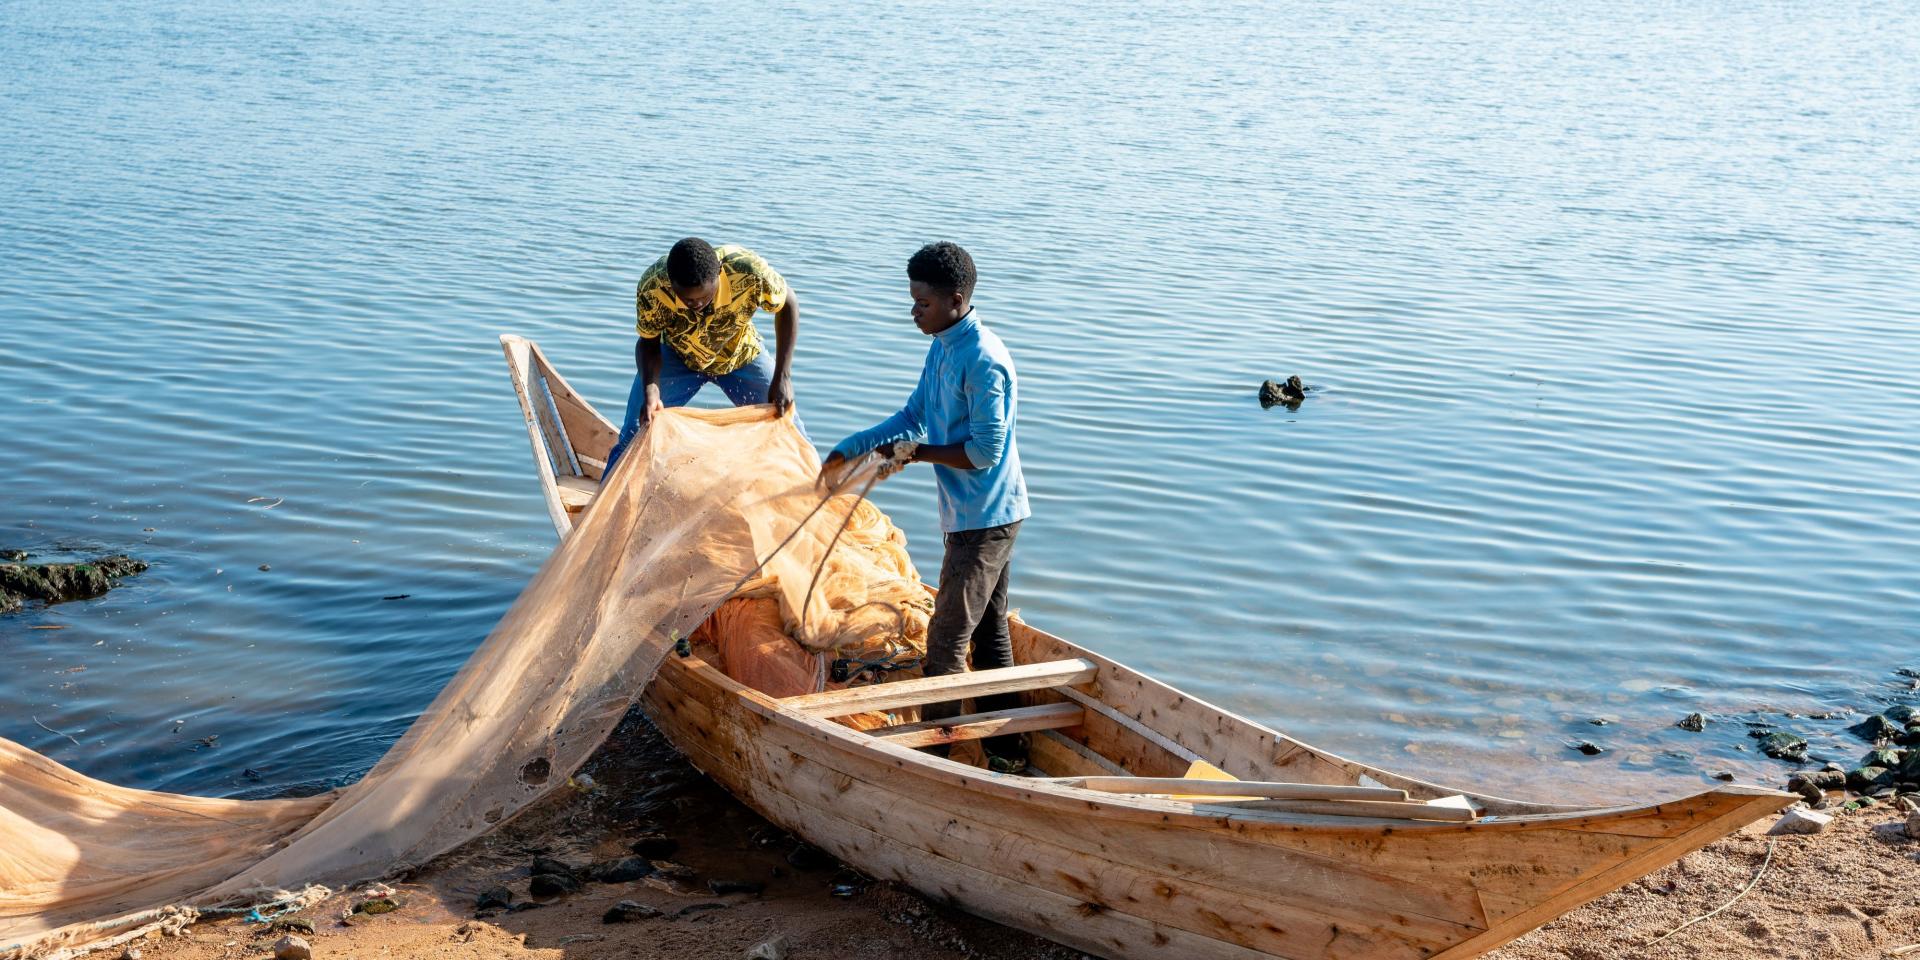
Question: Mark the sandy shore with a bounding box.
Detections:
[136,713,1920,960]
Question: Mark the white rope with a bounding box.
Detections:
[1648,840,1774,946]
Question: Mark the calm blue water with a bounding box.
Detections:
[3,0,1917,803]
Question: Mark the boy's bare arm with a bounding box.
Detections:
[893,441,975,469]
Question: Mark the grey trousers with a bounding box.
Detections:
[922,520,1024,757]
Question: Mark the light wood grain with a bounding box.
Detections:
[1052,777,1411,803]
[871,701,1085,748]
[782,659,1098,717]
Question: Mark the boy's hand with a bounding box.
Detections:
[644,384,664,421]
[817,451,848,491]
[767,372,794,415]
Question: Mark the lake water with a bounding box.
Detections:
[3,0,1917,804]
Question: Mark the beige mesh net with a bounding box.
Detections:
[0,406,919,959]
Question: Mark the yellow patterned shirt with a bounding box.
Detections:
[634,244,789,376]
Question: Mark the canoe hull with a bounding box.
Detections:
[640,649,1786,960]
[501,333,1793,960]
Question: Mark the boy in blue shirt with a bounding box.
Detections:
[820,242,1032,770]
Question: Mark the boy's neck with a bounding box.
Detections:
[927,305,973,336]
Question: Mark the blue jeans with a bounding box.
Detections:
[605,345,807,474]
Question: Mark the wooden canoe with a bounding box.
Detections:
[499,334,1792,960]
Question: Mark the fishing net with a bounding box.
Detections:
[0,406,916,959]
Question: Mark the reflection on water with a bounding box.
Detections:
[2,0,1917,803]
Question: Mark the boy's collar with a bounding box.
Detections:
[934,308,979,342]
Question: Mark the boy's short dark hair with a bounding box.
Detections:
[666,237,721,288]
[907,241,976,297]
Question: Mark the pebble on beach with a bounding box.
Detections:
[745,935,789,960]
[601,900,662,924]
[1767,808,1832,836]
[588,856,653,883]
[271,935,310,960]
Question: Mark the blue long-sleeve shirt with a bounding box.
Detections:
[830,311,1031,533]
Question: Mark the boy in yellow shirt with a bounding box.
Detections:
[606,237,805,472]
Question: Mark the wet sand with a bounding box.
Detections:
[127,711,1920,960]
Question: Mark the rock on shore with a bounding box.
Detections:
[0,553,147,613]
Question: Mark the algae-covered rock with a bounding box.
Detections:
[1895,748,1920,782]
[1757,731,1809,762]
[1847,766,1891,791]
[1849,713,1903,743]
[1863,747,1903,770]
[0,554,148,612]
[1887,705,1918,725]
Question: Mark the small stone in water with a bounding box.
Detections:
[1711,771,1736,782]
[1571,741,1604,756]
[258,564,271,571]
[1677,713,1707,732]
[1756,732,1808,762]
[1258,376,1307,409]
[1848,714,1902,743]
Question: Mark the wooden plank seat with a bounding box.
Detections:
[1042,776,1478,821]
[781,658,1099,718]
[870,702,1086,749]
[1047,777,1410,803]
[555,475,600,513]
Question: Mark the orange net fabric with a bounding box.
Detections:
[693,596,924,732]
[0,406,905,958]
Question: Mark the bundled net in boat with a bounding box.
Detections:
[0,407,910,958]
[694,491,935,728]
